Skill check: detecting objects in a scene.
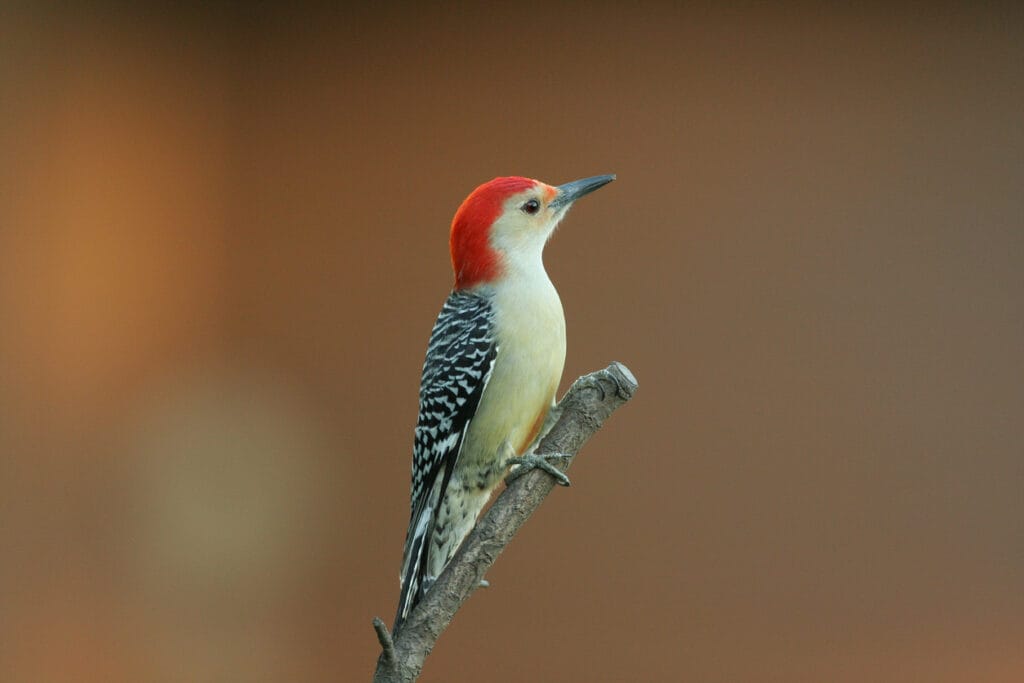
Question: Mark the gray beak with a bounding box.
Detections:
[548,174,616,210]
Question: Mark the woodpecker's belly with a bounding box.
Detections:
[456,280,566,490]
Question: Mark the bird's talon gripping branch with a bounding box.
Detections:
[392,174,615,633]
[505,453,572,486]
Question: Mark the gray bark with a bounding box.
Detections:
[372,362,638,683]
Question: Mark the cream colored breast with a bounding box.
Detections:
[459,275,566,470]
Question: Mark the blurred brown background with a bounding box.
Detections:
[2,2,1023,681]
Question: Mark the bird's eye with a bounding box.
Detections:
[522,199,540,215]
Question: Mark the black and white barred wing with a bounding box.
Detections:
[394,289,497,631]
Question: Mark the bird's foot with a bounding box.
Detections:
[505,453,572,487]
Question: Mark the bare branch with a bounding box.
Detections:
[372,362,638,683]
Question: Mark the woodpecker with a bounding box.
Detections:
[393,173,615,632]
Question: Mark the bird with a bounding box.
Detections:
[393,173,616,633]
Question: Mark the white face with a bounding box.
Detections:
[488,184,567,271]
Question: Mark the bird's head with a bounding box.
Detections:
[449,174,615,290]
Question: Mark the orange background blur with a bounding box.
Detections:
[2,3,1023,682]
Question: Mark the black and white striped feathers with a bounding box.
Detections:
[394,289,497,632]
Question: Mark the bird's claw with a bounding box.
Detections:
[505,453,572,487]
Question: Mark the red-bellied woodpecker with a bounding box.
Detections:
[393,174,616,632]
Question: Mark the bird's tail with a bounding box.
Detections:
[393,477,443,633]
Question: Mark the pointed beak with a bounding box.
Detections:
[548,174,616,211]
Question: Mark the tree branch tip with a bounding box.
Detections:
[607,361,638,398]
[373,617,396,668]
